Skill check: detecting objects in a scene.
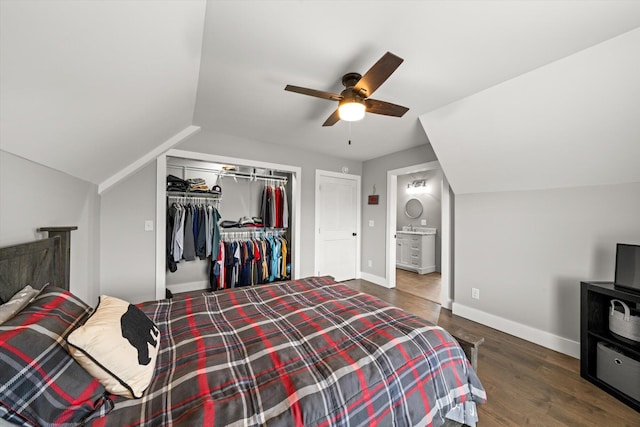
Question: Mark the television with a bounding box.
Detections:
[614,243,640,293]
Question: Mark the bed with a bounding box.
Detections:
[0,230,486,427]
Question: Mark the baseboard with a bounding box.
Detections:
[359,272,391,288]
[166,281,209,295]
[452,302,580,358]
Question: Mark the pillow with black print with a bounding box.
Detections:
[67,295,160,399]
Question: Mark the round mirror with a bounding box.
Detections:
[405,198,423,218]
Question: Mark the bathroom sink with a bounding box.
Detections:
[399,227,436,235]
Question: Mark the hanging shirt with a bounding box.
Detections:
[183,205,196,261]
[196,205,207,259]
[261,186,269,228]
[273,236,282,279]
[211,207,222,260]
[232,242,241,287]
[173,204,185,262]
[281,185,289,229]
[260,240,269,282]
[280,237,288,279]
[192,204,199,244]
[269,186,276,228]
[205,205,213,257]
[217,241,226,290]
[224,242,234,288]
[166,204,178,272]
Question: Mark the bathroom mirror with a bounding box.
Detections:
[405,198,423,218]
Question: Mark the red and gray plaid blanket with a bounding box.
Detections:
[90,276,485,426]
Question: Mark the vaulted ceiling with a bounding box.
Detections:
[2,1,639,191]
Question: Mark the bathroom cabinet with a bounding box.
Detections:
[396,232,435,274]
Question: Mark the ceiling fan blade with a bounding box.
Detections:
[365,98,409,117]
[285,85,342,101]
[353,52,404,97]
[322,109,341,127]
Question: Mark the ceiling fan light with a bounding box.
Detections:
[338,99,365,122]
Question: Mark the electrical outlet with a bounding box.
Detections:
[472,288,480,300]
[368,260,373,267]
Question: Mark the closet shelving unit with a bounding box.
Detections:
[164,157,293,295]
[169,163,289,184]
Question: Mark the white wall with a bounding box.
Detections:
[99,130,362,302]
[0,150,100,304]
[360,145,438,281]
[100,163,157,303]
[453,181,640,357]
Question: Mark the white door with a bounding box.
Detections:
[315,171,360,281]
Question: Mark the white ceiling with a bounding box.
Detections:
[2,1,640,187]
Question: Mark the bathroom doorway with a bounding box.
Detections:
[386,161,452,308]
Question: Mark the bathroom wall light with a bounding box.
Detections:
[406,179,427,194]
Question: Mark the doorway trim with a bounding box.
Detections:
[386,161,453,309]
[314,169,362,279]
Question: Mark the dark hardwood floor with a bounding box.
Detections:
[343,279,640,427]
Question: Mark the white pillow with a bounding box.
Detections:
[0,285,40,324]
[67,295,160,398]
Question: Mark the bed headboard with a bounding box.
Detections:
[0,226,77,302]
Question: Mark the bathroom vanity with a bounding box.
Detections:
[396,227,436,274]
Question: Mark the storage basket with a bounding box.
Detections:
[609,299,640,343]
[596,342,640,401]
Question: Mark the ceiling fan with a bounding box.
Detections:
[285,52,409,127]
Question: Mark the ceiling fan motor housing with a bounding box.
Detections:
[341,72,362,89]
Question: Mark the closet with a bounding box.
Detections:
[163,155,296,295]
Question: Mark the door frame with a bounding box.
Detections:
[314,169,362,279]
[386,161,453,308]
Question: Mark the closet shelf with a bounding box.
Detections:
[167,191,222,199]
[167,163,288,183]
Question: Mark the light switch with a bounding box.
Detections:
[144,220,154,231]
[368,220,374,227]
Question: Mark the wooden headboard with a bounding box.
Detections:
[0,227,76,302]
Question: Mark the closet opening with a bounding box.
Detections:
[155,150,301,299]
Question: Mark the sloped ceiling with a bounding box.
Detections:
[1,1,640,188]
[420,28,640,194]
[0,0,206,184]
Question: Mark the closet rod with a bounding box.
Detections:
[220,229,286,239]
[221,171,288,183]
[167,164,288,182]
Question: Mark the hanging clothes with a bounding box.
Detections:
[210,233,288,290]
[166,199,221,272]
[260,184,289,229]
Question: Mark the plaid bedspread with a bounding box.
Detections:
[91,276,486,427]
